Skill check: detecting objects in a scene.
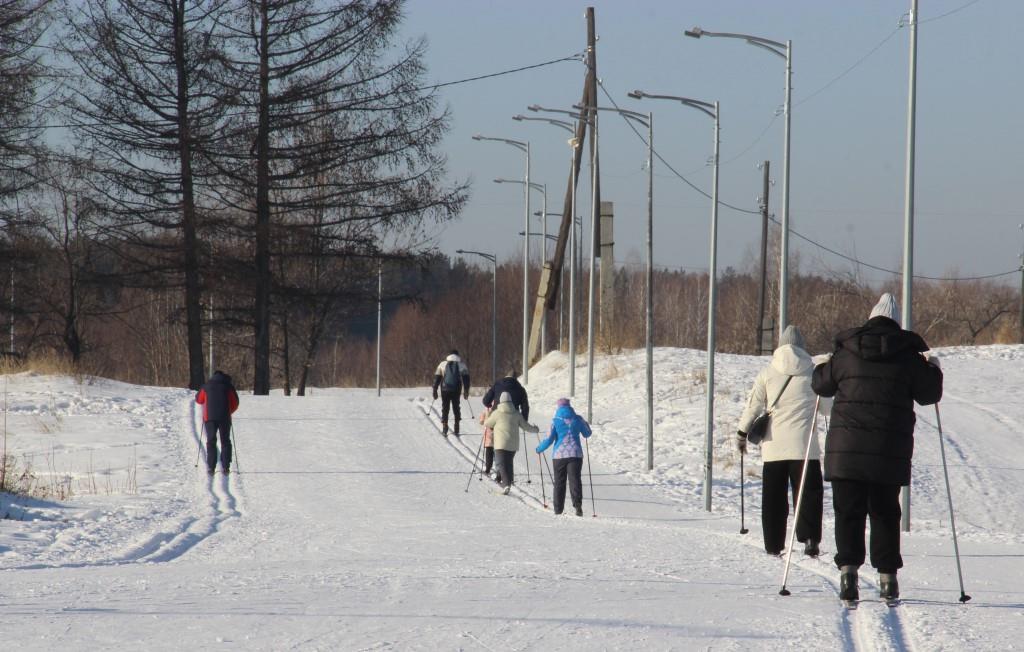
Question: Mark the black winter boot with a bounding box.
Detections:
[839,565,859,602]
[803,540,820,557]
[879,573,899,601]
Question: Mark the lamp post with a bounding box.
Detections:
[376,260,382,397]
[474,134,531,383]
[496,178,548,357]
[527,105,585,398]
[898,0,920,532]
[573,103,649,427]
[686,26,791,337]
[456,249,498,382]
[630,89,719,509]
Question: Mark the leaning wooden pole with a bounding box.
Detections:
[527,6,599,366]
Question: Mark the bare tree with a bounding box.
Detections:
[209,0,466,394]
[61,0,232,388]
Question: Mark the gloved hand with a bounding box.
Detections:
[736,431,748,455]
[535,445,543,454]
[463,390,469,400]
[432,389,438,400]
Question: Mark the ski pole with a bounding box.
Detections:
[780,396,821,596]
[464,434,484,493]
[194,423,205,468]
[538,452,548,509]
[464,395,475,419]
[584,435,596,517]
[740,452,749,534]
[935,403,971,603]
[522,429,531,483]
[230,423,241,473]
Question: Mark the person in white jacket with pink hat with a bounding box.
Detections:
[737,325,831,557]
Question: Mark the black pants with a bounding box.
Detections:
[762,459,823,554]
[440,390,461,433]
[484,446,494,474]
[204,420,232,473]
[495,449,516,488]
[831,478,903,573]
[552,457,583,514]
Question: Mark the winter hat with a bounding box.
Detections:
[499,391,512,404]
[556,398,571,407]
[869,293,900,324]
[778,325,806,350]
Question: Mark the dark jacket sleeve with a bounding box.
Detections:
[912,358,943,406]
[811,360,837,397]
[520,389,530,420]
[482,385,495,408]
[461,372,470,393]
[432,375,442,392]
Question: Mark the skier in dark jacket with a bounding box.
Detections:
[482,368,529,419]
[195,370,240,475]
[432,350,470,436]
[811,293,943,603]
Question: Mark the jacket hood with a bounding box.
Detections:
[496,401,517,414]
[554,405,577,420]
[770,343,813,376]
[446,353,462,363]
[834,316,928,361]
[209,371,232,385]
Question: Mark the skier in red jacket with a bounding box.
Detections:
[195,370,240,475]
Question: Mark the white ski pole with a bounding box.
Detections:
[780,396,821,596]
[935,403,971,603]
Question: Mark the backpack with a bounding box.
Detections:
[442,360,461,391]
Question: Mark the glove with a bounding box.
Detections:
[463,390,469,400]
[736,431,748,455]
[926,353,941,368]
[535,445,543,454]
[432,390,438,400]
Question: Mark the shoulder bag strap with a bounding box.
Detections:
[766,375,793,414]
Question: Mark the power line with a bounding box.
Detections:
[598,81,1016,284]
[795,27,903,107]
[920,0,989,23]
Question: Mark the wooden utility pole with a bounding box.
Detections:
[527,7,598,365]
[757,161,771,355]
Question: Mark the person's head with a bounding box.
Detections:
[777,325,806,350]
[499,391,512,404]
[505,367,517,379]
[556,397,571,408]
[869,293,900,325]
[450,349,459,356]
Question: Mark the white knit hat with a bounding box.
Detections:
[869,292,900,324]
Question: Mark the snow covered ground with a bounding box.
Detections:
[2,345,1023,650]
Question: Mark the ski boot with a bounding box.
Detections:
[803,540,820,558]
[839,566,859,606]
[879,572,899,604]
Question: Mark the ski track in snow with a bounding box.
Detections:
[6,393,240,570]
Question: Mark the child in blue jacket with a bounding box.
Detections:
[536,398,592,516]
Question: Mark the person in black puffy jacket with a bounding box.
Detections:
[811,293,942,603]
[481,368,529,419]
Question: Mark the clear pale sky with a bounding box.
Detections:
[403,0,1024,285]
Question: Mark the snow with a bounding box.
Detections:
[2,346,1024,650]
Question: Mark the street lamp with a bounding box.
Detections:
[686,26,792,337]
[630,89,719,509]
[573,103,650,426]
[527,105,586,398]
[496,178,548,357]
[456,249,498,382]
[473,134,531,383]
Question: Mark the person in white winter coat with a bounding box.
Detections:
[737,325,831,557]
[483,391,539,494]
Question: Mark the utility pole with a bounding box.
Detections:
[757,161,771,355]
[1019,224,1023,344]
[526,6,598,366]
